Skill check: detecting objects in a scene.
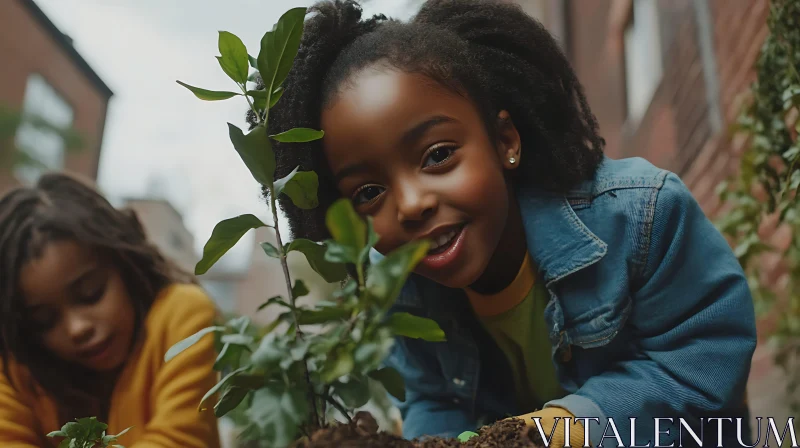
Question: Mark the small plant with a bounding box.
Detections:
[457,431,479,443]
[47,417,131,448]
[166,7,446,447]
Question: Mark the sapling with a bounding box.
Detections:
[47,417,131,448]
[166,7,446,447]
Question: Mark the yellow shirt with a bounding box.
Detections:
[0,284,222,448]
[466,253,587,447]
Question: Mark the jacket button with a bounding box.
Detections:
[452,378,466,387]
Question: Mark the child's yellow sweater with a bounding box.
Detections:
[0,283,222,448]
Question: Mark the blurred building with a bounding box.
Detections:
[0,0,112,191]
[125,197,337,319]
[124,198,198,273]
[533,0,791,425]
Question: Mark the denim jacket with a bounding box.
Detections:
[378,157,757,447]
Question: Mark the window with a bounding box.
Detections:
[623,0,663,125]
[14,74,74,184]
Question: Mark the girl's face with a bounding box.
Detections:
[19,240,136,372]
[322,68,524,288]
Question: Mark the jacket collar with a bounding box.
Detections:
[515,185,607,285]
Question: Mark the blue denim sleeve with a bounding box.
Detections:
[384,335,477,439]
[545,174,757,446]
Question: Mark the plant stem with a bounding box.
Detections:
[240,84,261,125]
[269,194,322,429]
[321,393,353,424]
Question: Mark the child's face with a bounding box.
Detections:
[19,240,136,372]
[322,68,522,288]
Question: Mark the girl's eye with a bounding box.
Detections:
[352,185,385,206]
[422,145,456,168]
[79,287,105,306]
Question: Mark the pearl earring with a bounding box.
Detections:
[508,157,517,164]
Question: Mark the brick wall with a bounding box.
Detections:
[564,0,795,424]
[0,0,111,191]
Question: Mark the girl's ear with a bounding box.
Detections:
[495,110,522,170]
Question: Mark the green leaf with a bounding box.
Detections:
[228,124,276,188]
[270,128,324,143]
[214,342,244,371]
[251,333,288,368]
[165,326,225,361]
[246,88,283,110]
[274,168,319,210]
[333,279,358,299]
[359,217,380,266]
[296,306,349,325]
[247,89,267,111]
[292,279,309,299]
[257,295,290,311]
[196,214,267,275]
[228,315,251,334]
[215,386,250,417]
[257,7,307,114]
[458,431,479,442]
[783,145,800,161]
[285,238,347,283]
[270,86,284,108]
[368,367,406,402]
[248,54,258,69]
[324,240,359,264]
[333,377,371,408]
[47,430,67,438]
[260,241,281,258]
[246,383,309,448]
[326,198,367,251]
[217,31,249,84]
[114,427,132,439]
[221,334,254,346]
[321,351,354,383]
[199,366,249,411]
[289,339,311,362]
[176,81,239,101]
[366,240,429,306]
[388,313,446,342]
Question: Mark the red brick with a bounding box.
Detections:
[0,0,110,187]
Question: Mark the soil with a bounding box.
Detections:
[291,412,545,448]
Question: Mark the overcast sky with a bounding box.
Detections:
[34,0,420,269]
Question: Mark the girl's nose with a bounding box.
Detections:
[395,181,438,224]
[65,311,95,345]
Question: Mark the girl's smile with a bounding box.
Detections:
[322,68,526,290]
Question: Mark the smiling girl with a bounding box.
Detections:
[0,173,220,447]
[251,0,758,446]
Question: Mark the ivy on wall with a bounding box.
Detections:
[716,0,800,410]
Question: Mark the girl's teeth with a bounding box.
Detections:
[431,230,458,250]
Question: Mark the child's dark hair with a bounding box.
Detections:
[250,0,605,242]
[0,172,194,403]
